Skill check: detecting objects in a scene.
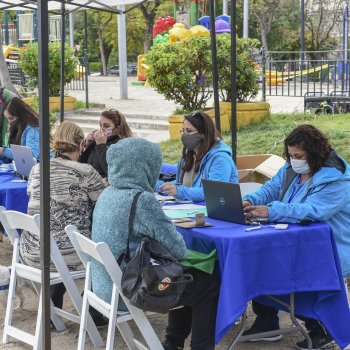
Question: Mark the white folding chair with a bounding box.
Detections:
[66,224,164,350]
[0,207,104,350]
[239,182,263,198]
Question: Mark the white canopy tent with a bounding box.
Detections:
[0,1,237,348]
[1,0,148,100]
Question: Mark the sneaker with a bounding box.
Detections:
[295,332,335,350]
[242,323,282,342]
[162,340,184,350]
[92,314,109,329]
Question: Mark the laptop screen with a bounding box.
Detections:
[10,144,36,178]
[202,179,246,224]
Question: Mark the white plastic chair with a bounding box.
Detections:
[66,224,164,350]
[0,207,104,350]
[239,182,263,198]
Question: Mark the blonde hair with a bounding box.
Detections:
[54,121,84,153]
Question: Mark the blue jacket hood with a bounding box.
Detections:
[107,138,162,193]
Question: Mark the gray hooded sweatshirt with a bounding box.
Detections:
[91,138,188,303]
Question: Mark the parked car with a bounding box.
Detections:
[107,64,137,76]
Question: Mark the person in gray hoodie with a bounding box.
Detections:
[91,138,221,350]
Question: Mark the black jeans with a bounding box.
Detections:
[51,283,66,309]
[165,265,221,350]
[252,300,329,335]
[50,283,105,323]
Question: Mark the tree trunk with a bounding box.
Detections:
[144,19,154,53]
[0,40,20,95]
[260,28,269,53]
[97,26,107,75]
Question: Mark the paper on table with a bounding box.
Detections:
[155,193,175,201]
[162,204,206,210]
[164,207,208,219]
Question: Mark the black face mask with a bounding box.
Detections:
[181,133,203,150]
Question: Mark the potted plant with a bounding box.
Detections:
[146,36,213,139]
[20,42,78,112]
[214,34,270,131]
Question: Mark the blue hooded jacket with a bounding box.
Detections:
[91,138,188,303]
[2,125,40,161]
[156,140,238,202]
[243,150,350,277]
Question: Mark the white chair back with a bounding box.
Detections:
[239,182,263,198]
[0,208,104,349]
[66,224,163,350]
[0,206,40,245]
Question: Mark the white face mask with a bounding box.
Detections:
[290,159,311,174]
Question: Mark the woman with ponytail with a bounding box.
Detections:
[79,109,133,178]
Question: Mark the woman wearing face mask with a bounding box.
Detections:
[79,109,132,178]
[241,124,350,350]
[157,111,238,202]
[0,97,39,162]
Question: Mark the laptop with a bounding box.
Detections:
[202,179,268,224]
[11,144,36,178]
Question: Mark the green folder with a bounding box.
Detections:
[180,249,217,274]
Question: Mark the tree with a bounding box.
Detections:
[305,0,343,57]
[250,0,280,52]
[0,39,19,95]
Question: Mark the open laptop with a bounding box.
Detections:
[11,144,36,178]
[202,179,268,224]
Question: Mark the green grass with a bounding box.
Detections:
[160,113,350,164]
[74,100,105,109]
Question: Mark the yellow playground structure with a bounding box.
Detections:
[257,64,330,86]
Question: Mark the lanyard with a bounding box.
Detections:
[288,175,305,203]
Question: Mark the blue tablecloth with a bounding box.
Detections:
[0,173,29,213]
[177,219,350,348]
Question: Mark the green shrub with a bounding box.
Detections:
[25,95,58,132]
[145,35,260,111]
[20,42,78,96]
[217,34,260,102]
[89,62,102,72]
[146,37,213,111]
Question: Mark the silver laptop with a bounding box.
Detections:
[11,144,36,178]
[202,179,268,224]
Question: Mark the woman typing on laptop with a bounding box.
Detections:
[156,111,238,202]
[241,124,350,350]
[0,98,39,162]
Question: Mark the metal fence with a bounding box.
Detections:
[65,64,85,91]
[262,59,350,98]
[7,63,27,87]
[7,62,86,91]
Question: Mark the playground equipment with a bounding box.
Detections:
[2,44,20,60]
[259,64,330,86]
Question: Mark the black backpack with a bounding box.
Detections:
[120,192,193,313]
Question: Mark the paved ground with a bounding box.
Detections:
[67,76,305,116]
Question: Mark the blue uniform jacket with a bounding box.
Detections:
[243,151,350,277]
[156,140,238,202]
[2,125,40,161]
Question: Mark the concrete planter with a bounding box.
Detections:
[167,114,185,140]
[167,102,270,140]
[23,96,77,112]
[48,96,77,112]
[207,101,270,132]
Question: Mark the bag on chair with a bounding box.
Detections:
[120,192,193,314]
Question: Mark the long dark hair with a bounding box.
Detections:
[182,111,219,172]
[101,109,132,138]
[5,97,39,145]
[283,124,332,174]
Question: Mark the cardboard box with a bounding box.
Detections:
[237,154,286,184]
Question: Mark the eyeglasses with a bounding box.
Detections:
[180,128,199,135]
